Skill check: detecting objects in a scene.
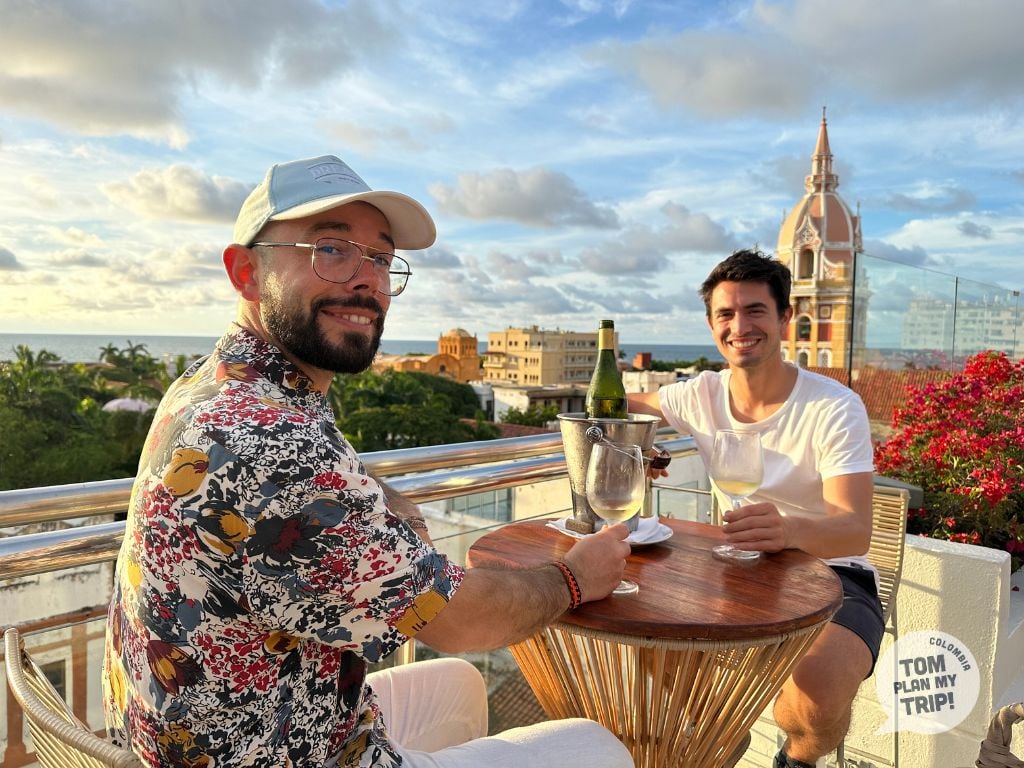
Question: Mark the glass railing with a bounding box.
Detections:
[0,431,700,767]
[854,251,1022,371]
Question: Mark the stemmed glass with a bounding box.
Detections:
[585,441,645,595]
[709,429,764,562]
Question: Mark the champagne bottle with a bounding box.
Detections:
[585,319,627,419]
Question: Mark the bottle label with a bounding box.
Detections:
[587,397,627,419]
[598,327,614,349]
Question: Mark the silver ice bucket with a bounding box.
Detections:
[557,412,661,534]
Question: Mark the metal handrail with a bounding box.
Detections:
[0,433,698,581]
[0,478,135,527]
[0,431,570,528]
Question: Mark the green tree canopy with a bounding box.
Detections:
[646,356,724,373]
[328,369,498,452]
[96,340,169,400]
[0,345,155,490]
[0,346,502,488]
[501,404,559,427]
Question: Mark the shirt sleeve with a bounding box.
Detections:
[239,468,463,655]
[816,391,875,480]
[191,399,464,663]
[657,380,695,435]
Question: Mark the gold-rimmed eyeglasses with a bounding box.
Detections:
[252,238,412,296]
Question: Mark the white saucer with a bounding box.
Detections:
[546,517,674,547]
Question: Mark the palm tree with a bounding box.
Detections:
[98,342,122,365]
[0,345,80,422]
[92,341,168,401]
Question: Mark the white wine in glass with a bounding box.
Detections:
[709,429,764,561]
[585,441,645,595]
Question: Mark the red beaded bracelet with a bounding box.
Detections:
[552,561,582,610]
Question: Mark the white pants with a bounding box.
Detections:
[367,657,634,768]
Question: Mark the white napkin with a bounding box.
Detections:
[546,516,667,545]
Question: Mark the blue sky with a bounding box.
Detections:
[1,0,1022,345]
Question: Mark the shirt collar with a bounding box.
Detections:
[215,323,331,417]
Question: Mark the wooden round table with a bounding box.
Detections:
[467,518,843,768]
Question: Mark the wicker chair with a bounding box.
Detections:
[837,485,910,767]
[710,484,910,766]
[976,703,1024,768]
[3,626,142,768]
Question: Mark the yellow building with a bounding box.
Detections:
[372,328,481,383]
[482,325,617,386]
[776,110,867,369]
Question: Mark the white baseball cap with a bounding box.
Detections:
[233,155,436,250]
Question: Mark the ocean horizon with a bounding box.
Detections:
[0,332,724,366]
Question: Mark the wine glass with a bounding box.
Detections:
[585,441,645,595]
[709,429,764,562]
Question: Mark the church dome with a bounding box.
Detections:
[777,193,859,254]
[776,109,861,276]
[444,328,473,338]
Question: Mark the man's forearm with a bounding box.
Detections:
[627,390,664,418]
[414,564,572,653]
[784,511,872,559]
[790,472,874,558]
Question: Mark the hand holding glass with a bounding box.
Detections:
[710,429,764,561]
[585,442,645,595]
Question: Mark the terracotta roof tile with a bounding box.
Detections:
[807,366,955,425]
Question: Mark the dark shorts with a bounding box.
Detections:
[830,565,885,677]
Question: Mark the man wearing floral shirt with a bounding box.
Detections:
[102,155,634,768]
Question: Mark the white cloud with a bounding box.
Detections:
[328,122,422,154]
[24,174,58,207]
[885,215,1017,254]
[102,243,225,287]
[570,283,681,315]
[958,221,995,240]
[885,184,976,214]
[430,167,619,228]
[579,202,739,274]
[0,246,25,271]
[50,250,105,268]
[51,227,103,247]
[0,0,397,145]
[100,165,250,223]
[594,33,810,118]
[596,0,1024,118]
[757,0,1024,102]
[863,239,934,269]
[413,246,463,269]
[493,56,599,105]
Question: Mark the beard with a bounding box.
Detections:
[263,293,386,375]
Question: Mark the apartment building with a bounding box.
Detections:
[482,325,618,386]
[901,296,1023,358]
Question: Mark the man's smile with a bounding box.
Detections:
[324,311,373,325]
[319,306,379,330]
[728,337,761,350]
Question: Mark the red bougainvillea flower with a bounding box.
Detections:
[874,351,1024,572]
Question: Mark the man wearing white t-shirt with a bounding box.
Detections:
[629,250,883,768]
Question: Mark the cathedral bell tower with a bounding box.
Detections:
[776,109,865,369]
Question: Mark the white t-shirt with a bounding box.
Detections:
[658,365,876,571]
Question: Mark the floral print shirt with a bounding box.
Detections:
[102,325,463,767]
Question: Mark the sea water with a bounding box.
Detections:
[0,333,722,365]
